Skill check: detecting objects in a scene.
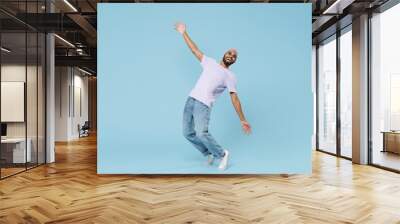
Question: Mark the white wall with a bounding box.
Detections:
[70,73,89,138]
[1,65,41,138]
[1,65,26,135]
[55,67,89,141]
[55,66,70,141]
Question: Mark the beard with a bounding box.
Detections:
[223,57,235,67]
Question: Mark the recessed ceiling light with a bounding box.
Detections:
[54,34,75,48]
[78,67,93,76]
[63,0,78,12]
[1,47,11,53]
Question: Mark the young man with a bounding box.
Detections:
[175,22,251,170]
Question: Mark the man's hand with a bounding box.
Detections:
[230,92,251,135]
[241,120,252,135]
[175,22,203,61]
[175,22,186,34]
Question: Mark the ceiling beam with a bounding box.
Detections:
[55,55,96,69]
[67,13,97,46]
[323,0,356,14]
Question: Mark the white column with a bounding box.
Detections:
[46,1,55,163]
[352,14,369,164]
[46,33,55,163]
[55,67,74,141]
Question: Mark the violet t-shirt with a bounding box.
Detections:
[189,55,237,107]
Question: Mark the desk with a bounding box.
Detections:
[382,131,400,154]
[1,138,32,163]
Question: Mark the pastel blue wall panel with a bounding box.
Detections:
[98,3,312,174]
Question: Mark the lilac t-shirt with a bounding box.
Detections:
[189,55,237,107]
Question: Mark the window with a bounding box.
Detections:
[318,36,337,154]
[339,28,352,158]
[371,3,400,171]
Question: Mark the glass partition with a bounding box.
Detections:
[0,1,46,179]
[1,31,28,177]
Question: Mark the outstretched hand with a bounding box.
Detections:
[174,22,186,34]
[241,120,252,135]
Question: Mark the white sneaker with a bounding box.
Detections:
[207,154,214,165]
[218,150,229,170]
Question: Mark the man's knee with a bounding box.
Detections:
[183,129,195,140]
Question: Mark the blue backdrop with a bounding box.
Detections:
[98,3,312,174]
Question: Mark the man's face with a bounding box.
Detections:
[222,49,238,66]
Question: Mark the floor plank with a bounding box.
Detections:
[1,134,400,223]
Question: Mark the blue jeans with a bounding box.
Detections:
[182,97,225,159]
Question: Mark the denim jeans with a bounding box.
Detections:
[182,97,225,159]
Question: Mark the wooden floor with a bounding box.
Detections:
[1,167,26,178]
[373,151,400,171]
[1,135,400,224]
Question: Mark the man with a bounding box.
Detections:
[175,22,251,171]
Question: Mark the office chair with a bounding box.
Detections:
[79,121,90,138]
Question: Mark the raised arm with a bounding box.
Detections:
[230,92,251,134]
[175,22,203,61]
